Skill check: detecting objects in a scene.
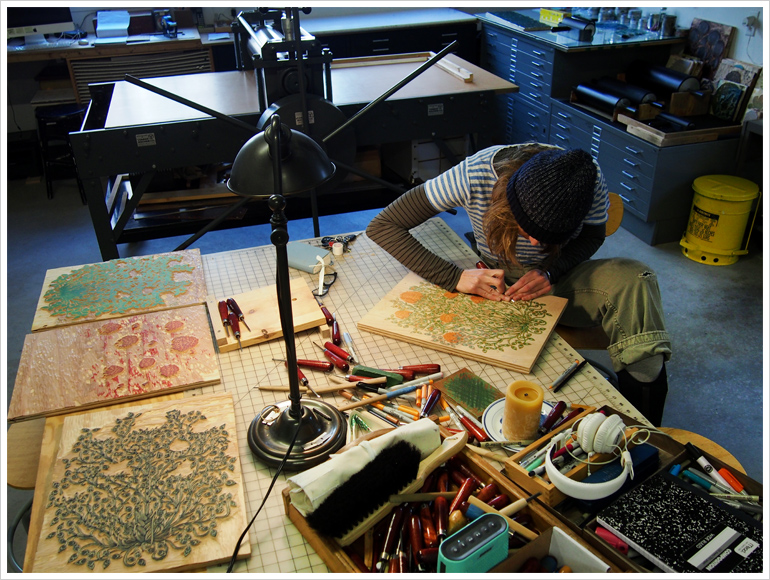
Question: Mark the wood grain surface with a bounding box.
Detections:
[9,305,220,422]
[207,277,327,353]
[358,272,567,373]
[31,249,207,332]
[27,393,250,573]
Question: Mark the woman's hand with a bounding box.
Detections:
[456,268,509,301]
[505,269,552,301]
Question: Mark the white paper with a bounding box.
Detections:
[96,11,130,38]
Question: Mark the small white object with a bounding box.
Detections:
[332,242,344,256]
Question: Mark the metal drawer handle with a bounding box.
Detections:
[556,123,568,130]
[531,71,543,79]
[554,133,567,141]
[372,38,389,43]
[527,92,542,100]
[528,112,539,119]
[621,170,636,179]
[624,146,641,155]
[619,185,635,197]
[532,49,546,57]
[556,112,569,120]
[623,158,639,168]
[532,61,544,68]
[530,82,542,90]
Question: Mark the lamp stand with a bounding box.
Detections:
[247,119,346,469]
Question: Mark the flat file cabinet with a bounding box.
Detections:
[550,100,739,245]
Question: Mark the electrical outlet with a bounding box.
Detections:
[742,13,759,36]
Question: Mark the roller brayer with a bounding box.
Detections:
[551,15,595,42]
[287,419,468,545]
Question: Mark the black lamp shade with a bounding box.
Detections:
[227,118,335,197]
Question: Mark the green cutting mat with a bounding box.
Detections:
[434,368,504,420]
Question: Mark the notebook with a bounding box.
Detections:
[596,471,762,573]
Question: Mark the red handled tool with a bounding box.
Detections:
[320,341,353,363]
[226,298,251,332]
[313,342,349,371]
[227,312,242,350]
[217,300,231,337]
[273,358,334,372]
[382,369,416,381]
[314,296,334,326]
[399,364,441,374]
[331,313,341,346]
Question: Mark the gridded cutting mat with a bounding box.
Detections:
[192,217,642,574]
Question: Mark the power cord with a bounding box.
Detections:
[225,416,302,573]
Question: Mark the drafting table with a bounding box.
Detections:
[69,54,517,261]
[17,218,647,573]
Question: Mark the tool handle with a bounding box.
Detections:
[383,369,416,381]
[324,341,352,362]
[332,319,341,346]
[226,298,244,318]
[319,306,333,326]
[323,349,350,372]
[475,260,489,269]
[291,359,334,372]
[218,300,230,323]
[420,388,441,418]
[228,312,241,336]
[459,415,488,442]
[400,364,441,374]
[539,400,567,434]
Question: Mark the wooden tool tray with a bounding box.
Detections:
[502,404,596,507]
[281,427,620,573]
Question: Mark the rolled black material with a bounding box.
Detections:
[655,111,696,130]
[593,77,659,106]
[626,60,701,95]
[574,83,632,114]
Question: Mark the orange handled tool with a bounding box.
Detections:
[218,300,231,336]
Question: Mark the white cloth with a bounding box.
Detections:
[287,418,441,517]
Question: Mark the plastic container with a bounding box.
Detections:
[680,175,761,265]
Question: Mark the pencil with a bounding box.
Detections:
[550,359,587,392]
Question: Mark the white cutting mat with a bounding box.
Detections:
[192,217,640,573]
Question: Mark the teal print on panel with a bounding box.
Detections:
[42,256,194,320]
[45,409,238,569]
[386,283,551,352]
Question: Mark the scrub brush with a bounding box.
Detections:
[312,431,468,546]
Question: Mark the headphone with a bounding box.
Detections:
[544,413,634,501]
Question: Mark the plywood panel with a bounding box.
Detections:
[27,393,250,573]
[31,249,207,332]
[206,278,327,353]
[357,272,567,374]
[9,305,220,422]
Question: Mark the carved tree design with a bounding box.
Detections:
[42,255,195,320]
[45,409,238,570]
[386,282,552,352]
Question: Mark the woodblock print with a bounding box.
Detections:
[32,249,207,332]
[9,305,220,422]
[30,393,250,573]
[357,272,567,374]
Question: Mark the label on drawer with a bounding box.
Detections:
[135,133,157,147]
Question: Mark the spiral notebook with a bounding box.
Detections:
[596,471,762,573]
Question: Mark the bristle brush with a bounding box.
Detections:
[329,431,467,546]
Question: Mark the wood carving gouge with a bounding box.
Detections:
[226,298,250,332]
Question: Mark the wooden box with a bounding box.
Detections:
[502,404,595,507]
[281,428,620,573]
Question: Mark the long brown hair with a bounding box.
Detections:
[484,144,561,267]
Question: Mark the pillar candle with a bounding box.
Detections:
[502,380,544,441]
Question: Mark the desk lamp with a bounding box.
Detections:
[227,113,347,469]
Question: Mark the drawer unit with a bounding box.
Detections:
[509,94,549,143]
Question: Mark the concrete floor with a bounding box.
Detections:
[4,176,766,571]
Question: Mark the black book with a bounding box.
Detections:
[596,471,762,573]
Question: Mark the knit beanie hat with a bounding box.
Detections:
[506,148,596,245]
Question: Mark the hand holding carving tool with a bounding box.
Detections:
[226,297,251,332]
[227,312,242,350]
[314,296,334,326]
[217,300,231,337]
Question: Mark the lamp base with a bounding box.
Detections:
[247,399,347,470]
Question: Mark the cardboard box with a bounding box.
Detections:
[281,428,620,573]
[492,526,611,573]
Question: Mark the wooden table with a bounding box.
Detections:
[7,219,654,573]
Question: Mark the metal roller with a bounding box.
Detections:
[574,83,632,114]
[626,60,702,96]
[593,77,661,107]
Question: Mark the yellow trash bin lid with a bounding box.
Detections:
[693,175,759,202]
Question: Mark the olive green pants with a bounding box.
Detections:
[503,258,672,372]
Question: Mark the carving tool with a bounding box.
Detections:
[257,383,355,395]
[381,372,443,391]
[339,391,413,424]
[312,342,349,371]
[337,382,425,412]
[328,374,387,385]
[498,492,541,517]
[227,312,242,350]
[314,296,334,326]
[420,388,441,418]
[446,402,488,442]
[331,312,342,346]
[382,368,416,381]
[315,340,353,363]
[342,332,359,364]
[226,297,251,332]
[479,438,534,448]
[217,300,231,336]
[399,364,441,375]
[538,400,567,435]
[465,496,538,541]
[272,358,334,372]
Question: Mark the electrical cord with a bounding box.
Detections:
[7,496,34,573]
[225,416,302,573]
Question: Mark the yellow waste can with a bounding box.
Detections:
[680,175,760,265]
